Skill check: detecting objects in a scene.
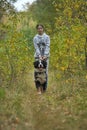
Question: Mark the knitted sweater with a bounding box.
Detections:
[33,33,50,58]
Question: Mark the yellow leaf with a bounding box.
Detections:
[60,67,65,71]
[56,73,61,79]
[66,80,68,83]
[86,75,87,79]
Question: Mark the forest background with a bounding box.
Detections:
[0,0,87,130]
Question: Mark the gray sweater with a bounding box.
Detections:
[33,33,50,58]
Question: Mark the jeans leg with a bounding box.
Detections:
[43,59,49,91]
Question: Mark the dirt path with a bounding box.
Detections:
[24,70,87,130]
[0,70,87,130]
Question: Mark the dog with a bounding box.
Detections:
[33,59,47,93]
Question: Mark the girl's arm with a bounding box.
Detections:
[44,36,50,57]
[33,37,41,58]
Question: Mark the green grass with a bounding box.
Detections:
[0,70,87,130]
[0,88,5,99]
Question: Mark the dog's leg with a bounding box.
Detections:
[41,85,43,93]
[37,87,42,95]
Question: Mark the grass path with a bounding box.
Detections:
[0,70,87,130]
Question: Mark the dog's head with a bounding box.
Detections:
[33,59,47,69]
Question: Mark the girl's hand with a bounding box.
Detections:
[39,56,47,60]
[39,56,43,60]
[42,56,46,60]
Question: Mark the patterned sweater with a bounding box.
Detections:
[33,33,50,58]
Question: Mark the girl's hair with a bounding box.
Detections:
[36,24,44,29]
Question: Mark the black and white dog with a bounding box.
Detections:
[33,59,47,92]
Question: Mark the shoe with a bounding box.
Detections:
[37,91,42,95]
[42,90,46,93]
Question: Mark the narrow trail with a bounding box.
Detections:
[0,70,87,130]
[23,70,87,130]
[24,71,76,130]
[22,70,63,130]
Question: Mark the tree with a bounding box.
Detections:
[0,0,17,40]
[27,0,87,70]
[0,0,17,20]
[28,0,57,32]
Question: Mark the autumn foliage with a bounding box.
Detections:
[1,0,87,84]
[0,0,87,129]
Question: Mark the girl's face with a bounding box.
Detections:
[37,25,44,35]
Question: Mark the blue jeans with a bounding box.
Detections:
[44,58,49,90]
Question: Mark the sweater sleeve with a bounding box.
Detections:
[44,36,50,56]
[33,37,41,57]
